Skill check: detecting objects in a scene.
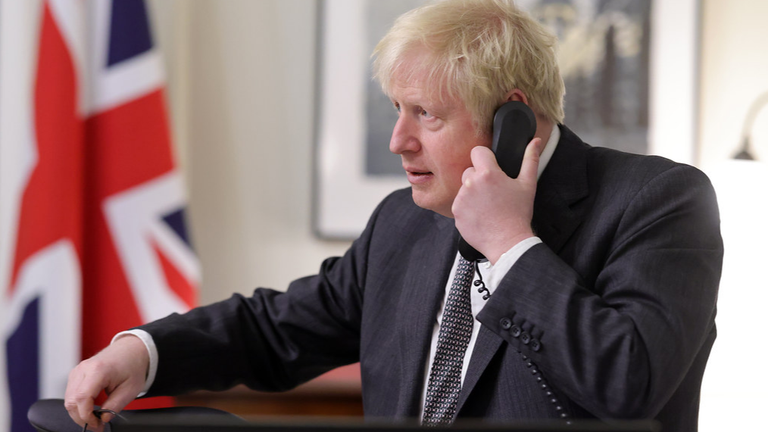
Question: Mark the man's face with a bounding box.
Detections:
[388,65,491,218]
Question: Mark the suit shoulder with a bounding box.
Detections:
[555,126,713,199]
[589,146,674,175]
[587,146,711,190]
[556,125,706,187]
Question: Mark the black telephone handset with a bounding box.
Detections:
[457,101,537,262]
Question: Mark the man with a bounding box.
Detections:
[65,0,722,431]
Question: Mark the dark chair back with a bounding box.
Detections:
[28,398,244,432]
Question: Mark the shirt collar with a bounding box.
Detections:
[537,124,560,180]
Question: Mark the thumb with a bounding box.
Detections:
[470,145,501,172]
[518,138,542,182]
[99,383,140,422]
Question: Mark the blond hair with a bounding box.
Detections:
[372,0,565,132]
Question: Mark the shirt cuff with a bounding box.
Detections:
[484,236,542,290]
[112,329,158,396]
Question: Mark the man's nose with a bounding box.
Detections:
[389,116,420,155]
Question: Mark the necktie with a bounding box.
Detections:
[422,257,475,425]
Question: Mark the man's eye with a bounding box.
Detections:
[393,103,401,113]
[420,109,433,119]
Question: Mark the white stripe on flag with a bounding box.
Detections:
[3,241,81,398]
[0,1,44,429]
[104,172,196,323]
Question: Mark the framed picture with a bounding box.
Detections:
[313,0,700,239]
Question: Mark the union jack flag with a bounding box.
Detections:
[0,1,198,431]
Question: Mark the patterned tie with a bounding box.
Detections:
[422,257,475,425]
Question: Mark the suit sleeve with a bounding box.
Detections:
[476,164,723,418]
[136,193,396,397]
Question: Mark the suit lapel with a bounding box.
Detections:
[455,325,503,415]
[394,214,459,417]
[455,126,591,415]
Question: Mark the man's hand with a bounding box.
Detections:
[452,138,542,264]
[64,335,149,431]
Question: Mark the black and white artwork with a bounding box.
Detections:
[524,0,651,155]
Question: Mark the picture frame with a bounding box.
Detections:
[313,0,700,239]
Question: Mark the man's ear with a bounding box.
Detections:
[503,89,529,105]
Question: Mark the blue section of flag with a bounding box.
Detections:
[162,208,192,248]
[107,0,153,66]
[6,297,40,432]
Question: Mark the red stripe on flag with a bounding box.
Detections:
[80,207,143,358]
[85,89,175,199]
[81,90,179,358]
[10,2,84,292]
[153,241,197,309]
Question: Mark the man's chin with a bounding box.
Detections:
[411,190,453,218]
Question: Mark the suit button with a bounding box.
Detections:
[510,325,522,337]
[500,317,512,330]
[530,338,541,352]
[521,332,531,344]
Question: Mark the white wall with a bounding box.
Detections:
[149,0,350,305]
[697,1,768,430]
[699,0,768,165]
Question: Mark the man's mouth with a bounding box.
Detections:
[405,169,433,184]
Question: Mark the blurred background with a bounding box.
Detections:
[1,0,767,431]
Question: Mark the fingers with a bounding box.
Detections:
[64,358,130,430]
[469,146,499,173]
[97,411,114,425]
[461,166,474,187]
[468,140,540,183]
[64,336,149,432]
[65,371,137,429]
[99,383,138,421]
[518,138,542,182]
[462,146,500,188]
[65,362,106,430]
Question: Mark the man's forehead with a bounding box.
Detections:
[389,65,457,107]
[389,72,429,98]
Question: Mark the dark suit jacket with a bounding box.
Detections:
[141,126,722,431]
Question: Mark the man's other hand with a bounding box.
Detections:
[452,138,541,264]
[64,335,148,431]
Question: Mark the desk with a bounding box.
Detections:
[176,363,363,417]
